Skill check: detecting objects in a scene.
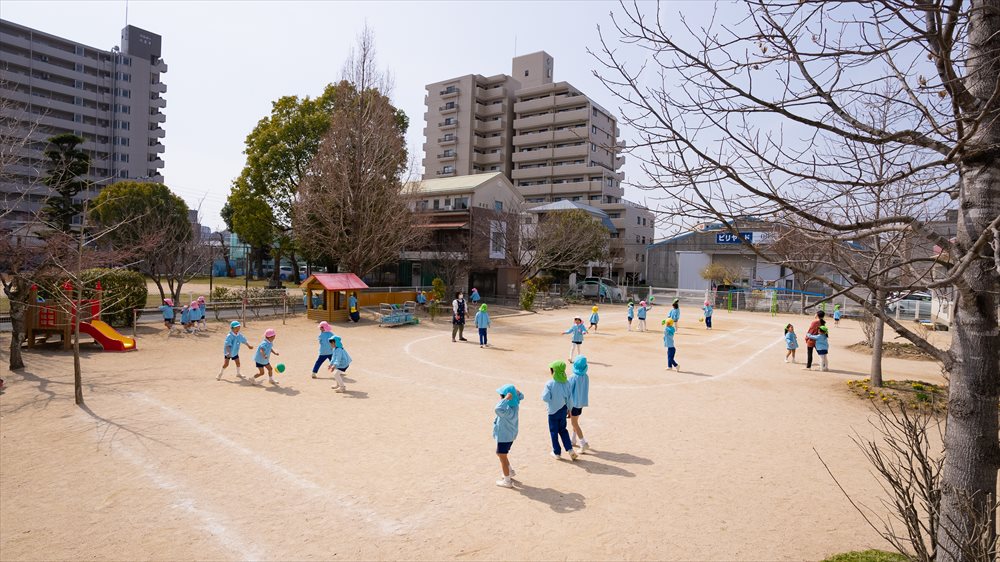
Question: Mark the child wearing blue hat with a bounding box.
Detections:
[568,356,590,452]
[542,360,578,461]
[217,321,252,380]
[328,335,351,393]
[493,384,524,488]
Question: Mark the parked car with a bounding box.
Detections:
[279,265,304,281]
[577,277,624,302]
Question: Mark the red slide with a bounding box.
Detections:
[79,320,137,352]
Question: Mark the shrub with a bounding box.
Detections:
[81,268,147,327]
[430,277,446,302]
[520,279,538,311]
[822,550,907,562]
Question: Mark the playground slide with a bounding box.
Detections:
[80,320,137,352]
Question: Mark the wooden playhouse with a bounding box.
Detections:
[301,273,419,323]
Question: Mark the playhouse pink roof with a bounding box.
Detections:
[301,273,369,291]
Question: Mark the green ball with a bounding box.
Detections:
[276,363,285,373]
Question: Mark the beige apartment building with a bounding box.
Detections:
[422,52,654,283]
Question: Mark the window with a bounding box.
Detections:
[494,201,503,212]
[592,125,597,134]
[637,216,642,225]
[642,217,647,226]
[444,117,455,125]
[433,199,440,210]
[490,166,498,171]
[444,101,456,109]
[443,149,455,157]
[443,165,454,173]
[490,220,507,259]
[642,236,646,244]
[443,133,455,141]
[610,232,620,239]
[635,235,640,243]
[455,197,469,209]
[524,70,529,77]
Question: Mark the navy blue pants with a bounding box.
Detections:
[547,405,573,455]
[478,328,488,345]
[312,354,332,373]
[705,316,712,328]
[668,347,678,368]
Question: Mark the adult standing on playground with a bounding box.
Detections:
[804,310,825,370]
[452,291,469,342]
[348,292,360,323]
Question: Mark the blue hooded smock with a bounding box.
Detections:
[668,307,680,323]
[475,310,490,329]
[223,331,248,357]
[332,340,352,369]
[627,304,634,319]
[569,356,589,408]
[703,305,713,318]
[806,332,829,351]
[254,339,273,365]
[637,306,647,320]
[180,307,191,324]
[663,325,676,348]
[159,305,174,320]
[542,379,573,415]
[493,384,523,443]
[564,324,587,344]
[589,312,599,324]
[319,332,334,355]
[785,331,798,350]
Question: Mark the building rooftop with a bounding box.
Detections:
[528,200,617,233]
[410,172,506,195]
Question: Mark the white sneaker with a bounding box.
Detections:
[251,377,261,385]
[509,469,516,477]
[311,373,317,379]
[580,441,590,452]
[236,373,245,380]
[495,477,513,488]
[784,358,789,363]
[269,378,279,385]
[551,452,562,460]
[568,449,579,461]
[335,387,346,393]
[217,371,224,381]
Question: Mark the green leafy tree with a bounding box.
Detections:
[41,133,90,233]
[89,181,202,302]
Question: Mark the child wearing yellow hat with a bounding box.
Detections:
[589,305,600,332]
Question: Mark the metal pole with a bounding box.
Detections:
[132,308,137,341]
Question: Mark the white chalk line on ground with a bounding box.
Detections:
[131,392,422,535]
[82,412,266,562]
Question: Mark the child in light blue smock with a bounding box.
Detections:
[669,301,680,327]
[664,318,679,370]
[569,356,591,451]
[159,298,176,333]
[563,317,588,362]
[784,324,798,363]
[217,320,252,381]
[251,328,280,386]
[180,305,192,333]
[475,304,491,347]
[311,321,335,378]
[493,384,523,488]
[328,335,351,392]
[806,325,830,371]
[627,301,635,331]
[637,300,648,331]
[589,306,600,332]
[542,361,577,460]
[703,301,713,329]
[833,304,842,326]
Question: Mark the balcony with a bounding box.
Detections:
[151,97,166,108]
[514,96,554,114]
[554,93,586,108]
[474,152,502,166]
[150,111,166,123]
[148,158,165,168]
[475,135,503,149]
[438,120,457,130]
[615,155,625,168]
[438,136,458,145]
[512,127,588,147]
[514,112,555,130]
[436,169,457,177]
[476,102,503,116]
[150,127,166,138]
[513,148,553,163]
[512,166,553,180]
[477,118,503,133]
[440,87,459,99]
[438,152,458,161]
[477,86,506,100]
[550,107,590,125]
[153,59,168,73]
[151,82,167,94]
[553,144,588,159]
[439,104,458,114]
[149,142,165,153]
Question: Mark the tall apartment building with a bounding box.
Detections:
[422,52,654,282]
[0,20,167,227]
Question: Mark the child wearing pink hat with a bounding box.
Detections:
[188,300,201,333]
[636,300,648,332]
[196,296,208,330]
[159,298,178,333]
[702,301,713,329]
[251,328,281,386]
[311,321,336,379]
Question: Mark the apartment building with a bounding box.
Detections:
[422,51,654,283]
[0,20,167,227]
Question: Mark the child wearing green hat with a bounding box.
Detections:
[493,384,524,488]
[475,304,491,348]
[217,321,252,381]
[542,361,578,461]
[805,325,831,371]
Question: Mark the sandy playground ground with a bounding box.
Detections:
[0,305,949,560]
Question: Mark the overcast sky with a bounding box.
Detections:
[3,0,701,232]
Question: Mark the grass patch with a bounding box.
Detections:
[848,341,935,361]
[823,550,907,562]
[846,378,947,414]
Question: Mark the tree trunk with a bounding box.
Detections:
[289,253,300,282]
[936,5,1000,557]
[871,289,885,388]
[270,246,283,287]
[4,277,27,371]
[255,247,265,280]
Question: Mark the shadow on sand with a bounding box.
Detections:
[514,483,586,513]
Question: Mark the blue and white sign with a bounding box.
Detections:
[716,232,753,244]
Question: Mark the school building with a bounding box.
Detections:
[645,218,791,290]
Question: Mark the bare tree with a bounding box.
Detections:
[517,209,610,279]
[594,2,1000,557]
[294,27,424,276]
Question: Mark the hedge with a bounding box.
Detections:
[80,268,148,327]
